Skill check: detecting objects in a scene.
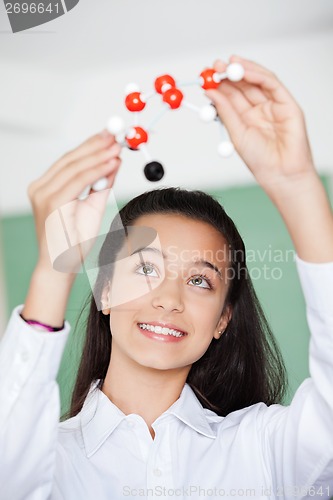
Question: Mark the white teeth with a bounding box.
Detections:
[138,323,185,338]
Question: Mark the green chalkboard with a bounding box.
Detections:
[1,179,331,418]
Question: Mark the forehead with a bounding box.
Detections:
[131,213,227,257]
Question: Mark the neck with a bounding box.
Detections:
[101,344,191,438]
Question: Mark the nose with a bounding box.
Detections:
[151,275,184,312]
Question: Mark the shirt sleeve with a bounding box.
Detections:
[0,304,70,500]
[260,255,333,499]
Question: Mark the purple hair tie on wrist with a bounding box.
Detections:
[20,314,64,332]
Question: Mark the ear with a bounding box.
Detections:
[213,304,232,340]
[101,282,111,315]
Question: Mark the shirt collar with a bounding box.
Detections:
[80,381,217,458]
[164,383,217,440]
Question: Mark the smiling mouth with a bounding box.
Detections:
[137,323,187,338]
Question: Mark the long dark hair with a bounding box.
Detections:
[62,187,288,421]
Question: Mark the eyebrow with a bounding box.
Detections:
[130,246,222,279]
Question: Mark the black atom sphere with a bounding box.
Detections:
[144,161,164,182]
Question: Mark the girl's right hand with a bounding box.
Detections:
[27,130,122,275]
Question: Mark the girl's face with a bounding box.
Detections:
[103,213,231,372]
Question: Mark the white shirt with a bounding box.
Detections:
[0,255,332,500]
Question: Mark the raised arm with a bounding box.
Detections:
[208,55,333,497]
[0,131,121,499]
[207,55,333,262]
[22,130,122,324]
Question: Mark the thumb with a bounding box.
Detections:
[205,89,245,149]
[86,161,121,213]
[86,185,112,215]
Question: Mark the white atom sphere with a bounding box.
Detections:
[92,177,109,191]
[125,82,140,94]
[106,116,126,135]
[218,141,235,157]
[199,105,217,122]
[226,63,245,82]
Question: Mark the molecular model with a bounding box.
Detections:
[80,62,244,198]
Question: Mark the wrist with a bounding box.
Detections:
[260,169,320,204]
[34,260,77,288]
[22,263,75,328]
[261,171,333,263]
[20,313,65,332]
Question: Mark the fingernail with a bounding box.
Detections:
[100,128,112,139]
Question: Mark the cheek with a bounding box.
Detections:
[109,313,129,343]
[109,269,161,307]
[186,335,216,366]
[186,289,223,318]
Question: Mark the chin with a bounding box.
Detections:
[136,356,183,371]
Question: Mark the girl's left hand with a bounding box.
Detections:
[206,55,317,192]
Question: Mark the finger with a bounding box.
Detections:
[213,58,268,104]
[216,81,252,115]
[205,89,246,148]
[34,143,122,198]
[56,130,116,169]
[52,157,121,207]
[229,55,272,76]
[30,131,116,192]
[243,69,297,105]
[214,56,269,78]
[84,162,121,212]
[228,79,268,105]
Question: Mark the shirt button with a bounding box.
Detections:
[153,468,162,477]
[20,351,30,362]
[127,420,135,428]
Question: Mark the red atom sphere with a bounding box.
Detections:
[125,92,146,112]
[200,68,219,90]
[154,74,176,94]
[125,126,148,150]
[162,88,183,109]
